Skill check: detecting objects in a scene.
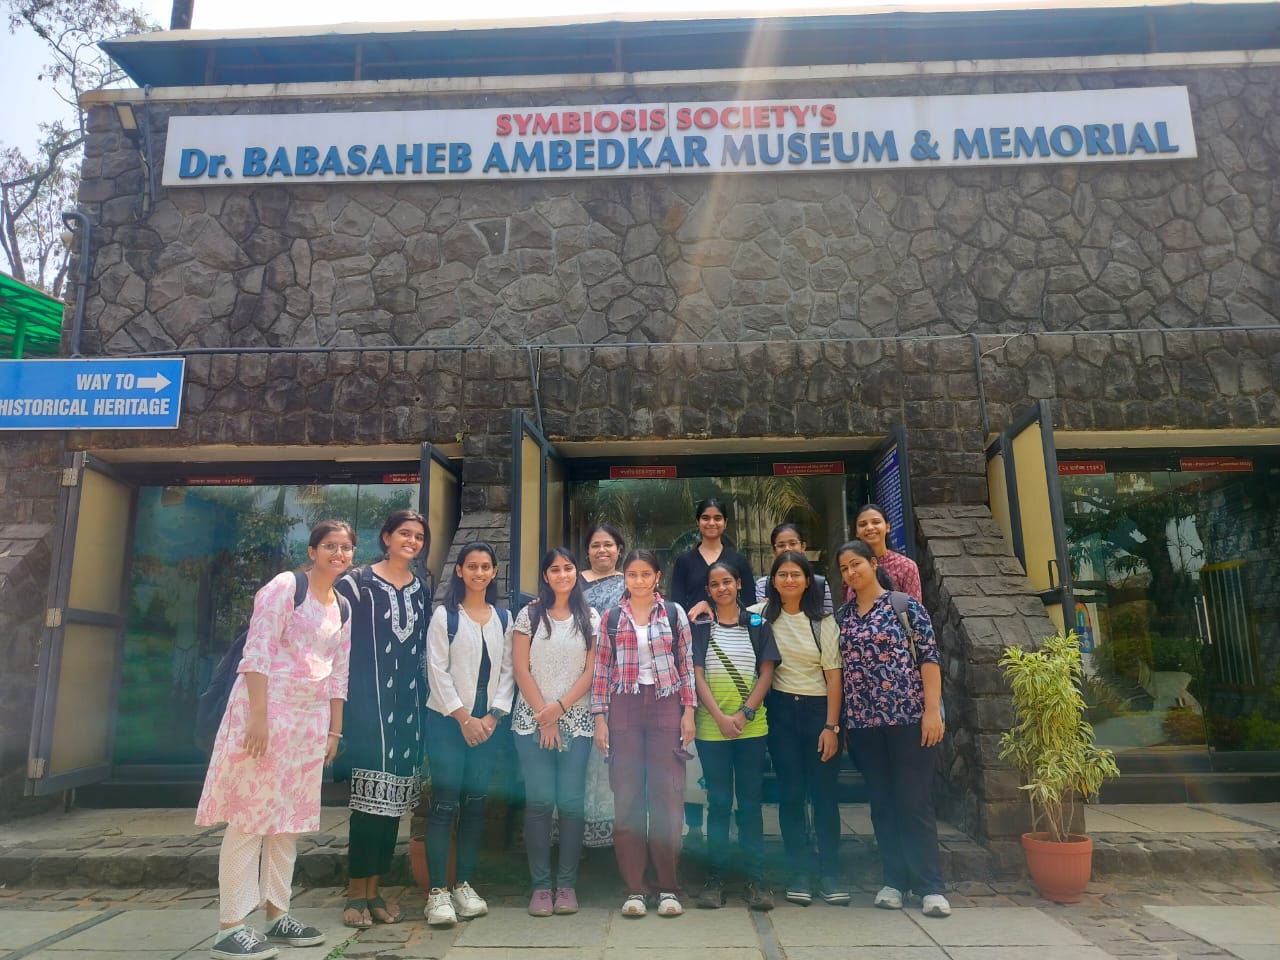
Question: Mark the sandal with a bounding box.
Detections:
[343,898,373,929]
[367,894,402,924]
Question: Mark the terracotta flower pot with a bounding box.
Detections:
[1021,832,1093,903]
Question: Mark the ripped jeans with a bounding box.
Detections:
[425,709,505,887]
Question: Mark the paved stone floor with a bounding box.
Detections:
[2,876,1278,960]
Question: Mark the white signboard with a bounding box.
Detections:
[163,86,1195,186]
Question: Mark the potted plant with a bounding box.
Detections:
[999,631,1120,903]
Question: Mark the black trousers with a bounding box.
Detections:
[846,723,945,896]
[765,691,841,879]
[348,809,400,879]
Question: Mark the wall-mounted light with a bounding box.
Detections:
[115,102,139,137]
[113,99,156,216]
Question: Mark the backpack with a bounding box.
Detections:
[195,570,351,754]
[605,603,684,651]
[885,590,946,721]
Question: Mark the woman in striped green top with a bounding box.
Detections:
[690,560,780,911]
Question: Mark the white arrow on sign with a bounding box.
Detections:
[137,372,171,393]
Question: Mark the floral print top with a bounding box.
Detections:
[836,591,939,729]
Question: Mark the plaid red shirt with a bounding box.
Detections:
[590,592,695,713]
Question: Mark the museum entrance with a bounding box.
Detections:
[508,411,918,608]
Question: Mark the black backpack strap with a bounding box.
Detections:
[605,606,621,642]
[293,569,308,608]
[889,591,919,665]
[446,607,459,643]
[809,616,823,652]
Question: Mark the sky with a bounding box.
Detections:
[1,0,935,154]
[0,1,1073,154]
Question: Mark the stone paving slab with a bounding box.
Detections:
[906,906,1090,946]
[603,906,758,947]
[453,908,610,947]
[780,949,947,960]
[603,950,760,960]
[946,949,1116,960]
[769,905,933,946]
[0,910,107,950]
[1144,905,1280,946]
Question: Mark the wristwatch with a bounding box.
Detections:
[488,707,508,719]
[823,723,840,732]
[739,705,757,721]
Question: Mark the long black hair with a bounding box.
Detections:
[443,540,501,611]
[694,496,730,521]
[769,521,806,547]
[303,519,356,570]
[836,539,896,591]
[528,547,594,648]
[762,550,826,623]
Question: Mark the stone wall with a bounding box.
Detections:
[914,504,1060,870]
[78,64,1278,361]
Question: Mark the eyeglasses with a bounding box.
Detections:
[774,571,807,582]
[774,540,803,551]
[318,542,355,554]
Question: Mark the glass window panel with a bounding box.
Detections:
[117,478,417,766]
[1062,462,1280,763]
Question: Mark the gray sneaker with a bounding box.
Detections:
[264,915,324,948]
[211,927,279,960]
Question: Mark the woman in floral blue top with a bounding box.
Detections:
[835,540,951,919]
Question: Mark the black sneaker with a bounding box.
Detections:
[784,876,812,906]
[745,883,775,911]
[817,876,851,906]
[211,927,279,960]
[697,877,725,909]
[264,915,325,948]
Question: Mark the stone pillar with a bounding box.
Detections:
[914,504,1058,873]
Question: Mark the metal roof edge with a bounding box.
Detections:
[81,47,1280,108]
[97,0,1280,48]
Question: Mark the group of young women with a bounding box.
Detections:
[195,500,950,959]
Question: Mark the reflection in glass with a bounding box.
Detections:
[1062,464,1280,763]
[117,481,417,766]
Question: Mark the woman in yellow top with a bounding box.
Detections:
[754,551,846,908]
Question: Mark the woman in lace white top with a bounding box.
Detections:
[511,547,600,918]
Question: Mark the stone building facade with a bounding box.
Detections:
[2,8,1278,860]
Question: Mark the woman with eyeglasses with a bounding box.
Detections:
[753,523,833,613]
[335,510,430,929]
[197,520,355,960]
[753,551,846,908]
[670,497,754,622]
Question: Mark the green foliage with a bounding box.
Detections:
[999,632,1120,842]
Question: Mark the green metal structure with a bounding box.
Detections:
[0,273,65,358]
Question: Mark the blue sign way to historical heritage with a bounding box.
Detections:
[0,358,186,430]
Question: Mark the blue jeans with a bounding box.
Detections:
[696,734,767,883]
[765,691,841,879]
[514,732,592,888]
[846,723,944,896]
[425,710,503,886]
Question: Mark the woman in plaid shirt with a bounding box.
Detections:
[591,549,696,918]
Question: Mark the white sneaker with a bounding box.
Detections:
[874,886,904,910]
[656,892,683,917]
[424,887,456,927]
[451,881,488,919]
[922,894,952,918]
[621,894,647,917]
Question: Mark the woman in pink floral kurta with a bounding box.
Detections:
[197,521,354,960]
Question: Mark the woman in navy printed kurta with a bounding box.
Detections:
[835,539,951,919]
